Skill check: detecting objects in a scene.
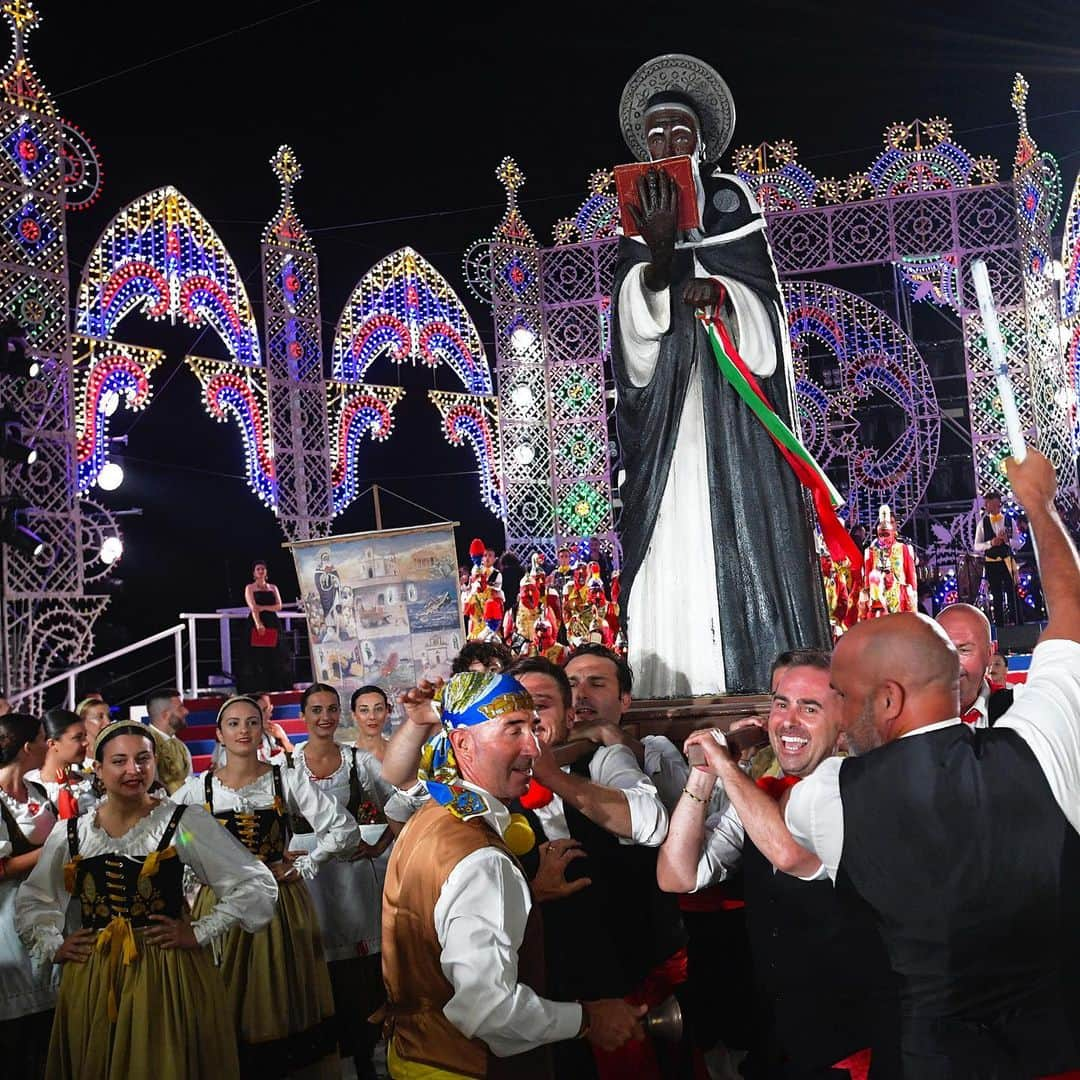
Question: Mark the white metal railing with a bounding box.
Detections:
[180,607,307,696]
[10,623,187,710]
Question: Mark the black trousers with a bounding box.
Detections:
[984,560,1020,627]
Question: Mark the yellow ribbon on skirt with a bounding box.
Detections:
[95,915,139,1023]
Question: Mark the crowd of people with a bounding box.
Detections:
[0,448,1076,1080]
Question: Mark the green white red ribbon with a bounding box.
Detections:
[699,311,863,580]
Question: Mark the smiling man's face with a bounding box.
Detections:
[768,664,841,777]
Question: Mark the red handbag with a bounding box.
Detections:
[251,627,279,648]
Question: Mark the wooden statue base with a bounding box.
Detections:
[622,693,770,744]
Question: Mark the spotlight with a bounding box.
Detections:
[511,383,535,409]
[99,535,123,565]
[0,426,35,465]
[510,326,536,352]
[1,511,44,558]
[27,357,56,379]
[96,461,124,491]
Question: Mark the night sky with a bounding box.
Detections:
[29,1,1080,697]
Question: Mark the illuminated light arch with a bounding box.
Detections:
[71,336,164,493]
[185,355,275,507]
[428,390,502,515]
[75,185,262,365]
[326,383,406,514]
[1061,166,1080,435]
[332,246,491,393]
[783,279,940,530]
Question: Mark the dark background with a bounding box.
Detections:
[26,1,1080,692]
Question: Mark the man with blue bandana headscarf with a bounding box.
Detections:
[381,671,645,1078]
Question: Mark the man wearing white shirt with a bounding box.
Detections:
[973,490,1021,627]
[663,654,896,1075]
[510,651,685,1077]
[936,603,1013,727]
[690,449,1080,1075]
[380,670,643,1079]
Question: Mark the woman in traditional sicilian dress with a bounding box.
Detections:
[0,713,57,1075]
[290,683,398,1080]
[15,721,277,1080]
[174,695,359,1079]
[25,708,96,818]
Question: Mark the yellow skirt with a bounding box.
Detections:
[193,877,338,1078]
[47,934,239,1080]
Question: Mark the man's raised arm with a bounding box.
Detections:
[380,679,442,787]
[1009,449,1080,644]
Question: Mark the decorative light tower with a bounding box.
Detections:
[261,145,333,540]
[0,1,106,697]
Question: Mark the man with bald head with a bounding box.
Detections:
[691,449,1080,1075]
[935,603,1012,727]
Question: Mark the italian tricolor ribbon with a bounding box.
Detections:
[699,310,862,585]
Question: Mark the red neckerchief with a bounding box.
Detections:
[756,774,800,801]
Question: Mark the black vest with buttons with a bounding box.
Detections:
[205,766,287,863]
[837,724,1080,1075]
[68,804,186,929]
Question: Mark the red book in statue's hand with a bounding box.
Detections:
[614,155,701,237]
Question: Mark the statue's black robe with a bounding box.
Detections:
[611,172,830,693]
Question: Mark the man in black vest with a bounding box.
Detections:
[935,603,1013,727]
[662,652,897,1077]
[512,650,690,1078]
[974,490,1021,626]
[694,449,1080,1076]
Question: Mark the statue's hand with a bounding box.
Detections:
[628,169,677,291]
[682,277,722,309]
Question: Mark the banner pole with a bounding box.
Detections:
[373,484,383,531]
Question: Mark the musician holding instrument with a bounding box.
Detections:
[973,491,1022,627]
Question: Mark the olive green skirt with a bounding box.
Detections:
[193,876,338,1078]
[47,933,239,1080]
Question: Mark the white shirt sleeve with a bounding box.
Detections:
[14,818,69,966]
[384,782,427,823]
[590,743,669,847]
[617,261,671,387]
[642,735,690,813]
[434,846,582,1056]
[174,804,279,945]
[282,765,361,866]
[692,801,746,892]
[973,518,992,554]
[996,639,1080,834]
[783,757,844,883]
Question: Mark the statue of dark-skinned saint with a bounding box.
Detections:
[612,54,830,696]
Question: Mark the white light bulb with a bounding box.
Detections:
[97,461,124,491]
[100,390,120,416]
[100,535,123,565]
[510,326,536,353]
[1053,386,1076,409]
[511,383,535,409]
[513,443,535,466]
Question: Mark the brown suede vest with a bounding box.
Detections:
[382,798,551,1079]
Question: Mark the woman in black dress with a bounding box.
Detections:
[244,560,287,692]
